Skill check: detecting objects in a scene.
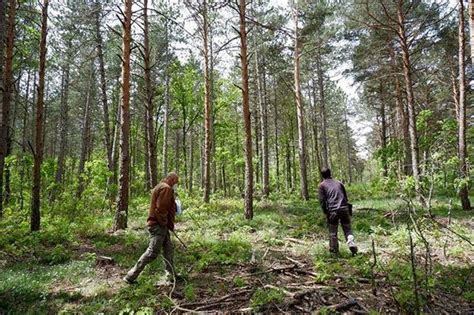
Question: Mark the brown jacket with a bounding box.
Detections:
[147,182,176,230]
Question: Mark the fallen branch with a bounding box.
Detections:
[180,289,251,309]
[284,237,306,245]
[328,299,358,312]
[430,217,473,247]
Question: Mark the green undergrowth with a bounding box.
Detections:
[0,195,472,313]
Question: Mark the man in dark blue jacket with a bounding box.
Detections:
[318,168,357,255]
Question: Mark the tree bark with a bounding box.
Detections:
[273,84,280,191]
[470,0,474,67]
[316,54,329,169]
[95,3,114,192]
[257,55,269,198]
[31,0,48,231]
[203,0,211,203]
[311,78,322,173]
[379,83,388,177]
[0,0,16,216]
[162,18,170,177]
[238,0,253,219]
[294,8,309,200]
[458,0,472,210]
[114,0,132,231]
[143,0,158,189]
[55,41,71,186]
[77,68,94,198]
[344,107,353,184]
[388,39,411,176]
[397,4,421,199]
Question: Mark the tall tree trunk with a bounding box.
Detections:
[4,75,20,205]
[470,0,474,67]
[189,130,194,194]
[397,5,421,199]
[143,0,158,189]
[256,55,269,198]
[31,0,48,231]
[77,70,94,198]
[389,40,411,176]
[111,79,121,185]
[95,3,114,193]
[458,0,472,210]
[344,108,353,184]
[202,0,211,203]
[316,55,329,169]
[285,138,291,191]
[311,78,322,173]
[0,0,6,140]
[294,8,309,200]
[273,85,280,191]
[0,0,16,215]
[55,49,71,186]
[20,71,31,210]
[379,83,388,177]
[114,0,132,231]
[238,0,253,219]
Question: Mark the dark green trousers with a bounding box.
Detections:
[126,224,174,281]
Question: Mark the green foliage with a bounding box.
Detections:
[184,283,196,302]
[191,237,252,271]
[250,288,285,311]
[233,276,246,288]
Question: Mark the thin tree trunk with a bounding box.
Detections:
[257,56,269,198]
[189,129,194,194]
[95,3,114,192]
[55,51,70,186]
[285,138,291,191]
[316,55,329,169]
[458,0,472,210]
[311,78,322,173]
[203,0,211,203]
[5,75,20,205]
[273,85,280,191]
[19,71,31,210]
[470,0,474,67]
[77,69,94,198]
[162,17,170,177]
[0,0,16,215]
[31,0,48,231]
[397,5,421,199]
[379,83,388,178]
[111,79,121,185]
[114,0,132,231]
[344,108,353,184]
[294,8,309,200]
[143,0,158,189]
[238,0,253,219]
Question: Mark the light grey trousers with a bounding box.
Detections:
[126,224,174,281]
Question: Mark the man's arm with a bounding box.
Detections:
[318,185,328,214]
[157,186,174,215]
[341,183,348,200]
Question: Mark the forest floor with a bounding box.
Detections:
[0,196,473,314]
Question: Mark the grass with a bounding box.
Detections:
[0,195,473,313]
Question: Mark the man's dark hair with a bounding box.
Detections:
[321,168,331,179]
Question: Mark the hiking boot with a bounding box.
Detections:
[123,276,136,285]
[347,235,358,255]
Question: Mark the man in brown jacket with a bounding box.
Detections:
[123,172,179,284]
[318,168,358,255]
